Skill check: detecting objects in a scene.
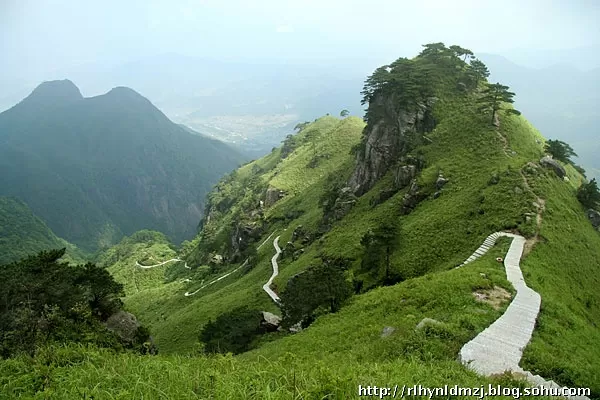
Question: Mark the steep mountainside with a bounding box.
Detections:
[0,80,244,251]
[2,45,599,399]
[0,196,85,265]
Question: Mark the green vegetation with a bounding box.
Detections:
[1,43,599,398]
[199,307,265,354]
[0,80,244,251]
[280,256,353,328]
[478,83,521,125]
[544,139,578,164]
[577,178,600,209]
[0,196,86,265]
[0,249,149,358]
[98,230,182,296]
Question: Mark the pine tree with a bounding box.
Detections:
[544,139,578,164]
[478,82,520,125]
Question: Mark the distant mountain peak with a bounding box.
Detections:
[28,79,83,102]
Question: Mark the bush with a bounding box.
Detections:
[577,178,600,209]
[280,257,353,329]
[199,308,265,354]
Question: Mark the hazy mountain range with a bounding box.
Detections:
[0,80,244,251]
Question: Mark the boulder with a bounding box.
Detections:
[210,254,224,265]
[105,311,141,344]
[332,187,358,220]
[264,187,285,207]
[540,156,566,179]
[435,174,448,190]
[260,311,281,332]
[381,326,396,338]
[415,317,443,331]
[587,209,600,229]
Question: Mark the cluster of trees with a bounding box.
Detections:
[279,256,353,329]
[0,249,148,358]
[360,42,520,129]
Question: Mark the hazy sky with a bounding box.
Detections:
[1,0,599,81]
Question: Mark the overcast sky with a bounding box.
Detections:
[1,0,599,81]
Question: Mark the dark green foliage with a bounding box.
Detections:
[577,179,600,209]
[360,221,401,285]
[468,59,490,81]
[340,109,349,117]
[449,45,474,62]
[280,257,353,329]
[281,134,298,158]
[544,139,578,164]
[0,197,85,265]
[0,81,244,251]
[477,82,521,125]
[0,249,132,358]
[199,307,264,354]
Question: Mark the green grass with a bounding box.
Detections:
[0,343,534,400]
[31,66,597,397]
[93,92,599,395]
[519,167,600,394]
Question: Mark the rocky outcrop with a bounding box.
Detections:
[348,93,436,195]
[231,221,263,257]
[332,187,358,220]
[105,311,141,344]
[587,209,600,230]
[394,164,417,188]
[265,187,286,207]
[260,311,281,332]
[540,156,566,179]
[401,179,424,214]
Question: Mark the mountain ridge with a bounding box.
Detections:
[0,80,245,251]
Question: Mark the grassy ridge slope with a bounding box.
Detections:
[0,196,86,265]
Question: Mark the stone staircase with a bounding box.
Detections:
[458,232,591,400]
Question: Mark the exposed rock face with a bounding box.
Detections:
[231,221,263,257]
[401,179,423,214]
[587,209,600,230]
[394,164,417,189]
[348,94,436,195]
[540,156,566,178]
[332,187,358,220]
[260,311,281,332]
[105,311,141,344]
[265,187,285,207]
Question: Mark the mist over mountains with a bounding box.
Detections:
[0,80,244,250]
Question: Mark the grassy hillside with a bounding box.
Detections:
[0,196,86,265]
[2,46,599,398]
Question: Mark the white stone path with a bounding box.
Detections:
[458,232,590,399]
[135,258,183,269]
[262,236,282,304]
